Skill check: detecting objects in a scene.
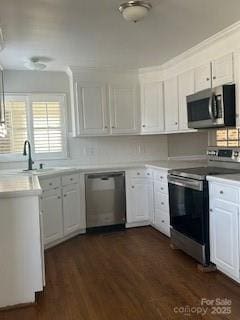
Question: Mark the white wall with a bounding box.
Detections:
[167,131,208,158]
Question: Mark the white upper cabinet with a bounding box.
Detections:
[75,82,109,136]
[164,77,179,132]
[109,85,139,134]
[195,63,212,92]
[178,70,195,131]
[212,53,234,87]
[140,81,164,133]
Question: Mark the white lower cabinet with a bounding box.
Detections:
[41,188,63,245]
[209,180,240,282]
[126,169,153,226]
[152,169,170,237]
[40,172,86,247]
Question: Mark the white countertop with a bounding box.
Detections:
[0,159,207,198]
[0,175,42,198]
[207,173,240,187]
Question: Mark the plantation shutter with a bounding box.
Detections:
[31,95,65,155]
[0,96,28,154]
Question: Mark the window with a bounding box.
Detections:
[0,94,67,160]
[212,128,240,147]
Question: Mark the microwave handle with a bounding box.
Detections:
[208,95,216,121]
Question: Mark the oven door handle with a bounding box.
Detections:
[168,175,203,191]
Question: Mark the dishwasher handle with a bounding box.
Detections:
[86,172,125,180]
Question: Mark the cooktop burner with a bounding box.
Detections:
[169,166,240,181]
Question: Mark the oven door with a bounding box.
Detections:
[168,175,208,245]
[187,88,224,129]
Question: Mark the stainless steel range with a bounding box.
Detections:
[168,148,240,266]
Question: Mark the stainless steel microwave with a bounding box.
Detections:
[187,84,236,129]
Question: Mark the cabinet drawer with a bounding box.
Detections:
[154,181,168,195]
[211,183,238,204]
[62,173,80,186]
[154,192,169,212]
[154,210,170,236]
[153,170,168,183]
[129,169,152,178]
[40,177,61,191]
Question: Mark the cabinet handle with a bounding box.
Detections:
[220,190,224,194]
[161,220,165,223]
[206,77,210,81]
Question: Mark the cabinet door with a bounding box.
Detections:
[75,82,109,135]
[195,63,211,91]
[109,85,140,134]
[127,178,153,223]
[178,70,195,131]
[212,53,234,87]
[63,183,83,236]
[164,77,179,132]
[141,81,164,133]
[41,188,63,245]
[210,199,239,279]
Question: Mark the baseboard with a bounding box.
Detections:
[126,221,150,228]
[44,228,86,250]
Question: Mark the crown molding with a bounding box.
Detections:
[139,20,240,74]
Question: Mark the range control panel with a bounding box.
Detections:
[207,147,240,162]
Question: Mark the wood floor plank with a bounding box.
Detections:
[0,227,240,319]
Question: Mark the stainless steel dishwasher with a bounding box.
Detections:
[85,172,126,230]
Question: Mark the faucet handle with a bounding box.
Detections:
[39,163,43,169]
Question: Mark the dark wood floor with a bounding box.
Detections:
[1,227,240,320]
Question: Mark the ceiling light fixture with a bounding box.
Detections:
[119,1,152,22]
[24,57,47,71]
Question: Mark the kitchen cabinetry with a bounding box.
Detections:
[109,85,139,134]
[75,82,109,136]
[140,81,164,133]
[73,80,139,136]
[209,180,240,282]
[178,70,195,131]
[164,77,179,132]
[126,169,153,227]
[195,53,234,92]
[152,169,170,237]
[39,172,86,248]
[212,53,234,87]
[194,63,212,92]
[41,187,63,244]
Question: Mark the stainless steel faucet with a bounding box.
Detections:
[23,140,34,171]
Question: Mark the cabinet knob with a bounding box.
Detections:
[220,190,224,194]
[70,178,73,181]
[132,186,135,189]
[210,209,213,212]
[105,126,108,129]
[49,182,53,186]
[160,176,163,179]
[161,187,164,190]
[161,202,164,205]
[206,77,210,81]
[112,126,115,129]
[213,76,216,80]
[161,220,165,223]
[142,124,146,128]
[147,173,150,176]
[175,122,178,125]
[137,172,140,175]
[57,196,61,199]
[64,194,67,197]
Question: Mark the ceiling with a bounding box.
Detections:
[1,0,240,71]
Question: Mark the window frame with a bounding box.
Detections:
[0,93,68,162]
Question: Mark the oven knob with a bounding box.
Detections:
[234,151,239,157]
